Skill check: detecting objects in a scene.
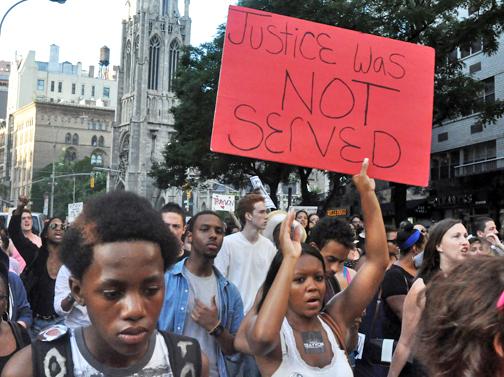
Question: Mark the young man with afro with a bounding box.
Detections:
[2,191,209,377]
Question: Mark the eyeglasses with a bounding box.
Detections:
[0,294,8,301]
[49,223,66,231]
[387,239,398,245]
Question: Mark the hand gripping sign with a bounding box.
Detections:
[211,6,435,187]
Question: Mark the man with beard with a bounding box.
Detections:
[159,211,244,377]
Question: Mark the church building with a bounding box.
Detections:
[112,0,190,205]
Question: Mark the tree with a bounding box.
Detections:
[151,0,504,213]
[30,157,106,218]
[149,30,295,206]
[238,0,504,221]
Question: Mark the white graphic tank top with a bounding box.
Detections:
[271,316,353,377]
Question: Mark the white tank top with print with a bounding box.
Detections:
[69,328,173,377]
[271,316,353,377]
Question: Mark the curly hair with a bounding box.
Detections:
[417,218,461,284]
[60,191,179,280]
[309,217,355,251]
[417,257,504,377]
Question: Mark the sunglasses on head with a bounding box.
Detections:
[49,223,66,231]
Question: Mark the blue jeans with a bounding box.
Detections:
[31,316,64,340]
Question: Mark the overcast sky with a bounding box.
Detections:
[0,0,237,67]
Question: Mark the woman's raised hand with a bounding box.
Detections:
[352,158,375,193]
[279,210,302,260]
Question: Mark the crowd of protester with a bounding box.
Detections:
[0,159,503,376]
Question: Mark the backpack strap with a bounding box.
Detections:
[31,327,74,377]
[160,331,202,377]
[319,312,348,357]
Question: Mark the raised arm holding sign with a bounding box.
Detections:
[211,6,435,187]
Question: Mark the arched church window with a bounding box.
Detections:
[98,136,105,147]
[72,133,79,145]
[91,150,105,166]
[148,35,161,90]
[91,135,97,147]
[168,39,180,92]
[125,40,132,93]
[65,133,71,144]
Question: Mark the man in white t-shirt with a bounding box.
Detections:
[214,193,276,314]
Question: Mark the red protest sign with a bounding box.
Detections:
[211,6,435,187]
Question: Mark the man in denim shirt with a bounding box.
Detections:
[159,211,244,377]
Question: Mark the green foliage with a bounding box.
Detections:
[150,0,504,206]
[149,29,294,204]
[30,157,106,218]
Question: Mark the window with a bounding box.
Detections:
[460,40,482,58]
[91,153,103,166]
[91,86,96,97]
[72,133,79,145]
[463,141,496,164]
[65,133,72,144]
[482,77,495,104]
[438,132,448,142]
[81,84,85,96]
[37,80,45,91]
[72,83,76,94]
[471,40,482,54]
[168,40,180,92]
[91,135,97,146]
[148,35,161,90]
[50,81,55,92]
[103,87,110,98]
[58,82,62,93]
[471,123,483,134]
[469,62,481,74]
[447,49,458,64]
[98,135,105,147]
[125,40,132,93]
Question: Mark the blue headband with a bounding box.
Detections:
[399,229,421,251]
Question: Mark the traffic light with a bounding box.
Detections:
[90,175,95,189]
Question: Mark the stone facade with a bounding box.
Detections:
[9,101,113,202]
[6,44,118,117]
[112,0,191,205]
